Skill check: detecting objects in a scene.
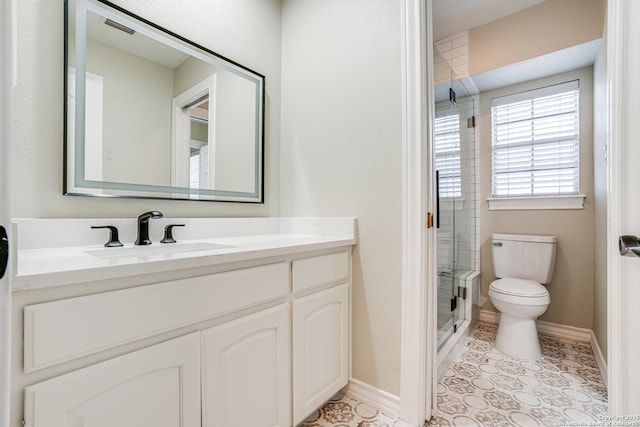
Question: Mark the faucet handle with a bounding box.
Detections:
[91,226,124,247]
[160,224,185,244]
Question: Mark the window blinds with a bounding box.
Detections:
[491,80,579,197]
[434,114,461,198]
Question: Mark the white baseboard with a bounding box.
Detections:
[479,308,499,324]
[347,378,400,419]
[479,309,591,340]
[536,319,591,341]
[479,309,608,386]
[590,330,608,386]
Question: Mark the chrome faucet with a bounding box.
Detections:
[135,211,163,245]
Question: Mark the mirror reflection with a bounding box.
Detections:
[65,0,264,202]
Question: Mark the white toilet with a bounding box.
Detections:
[489,233,557,360]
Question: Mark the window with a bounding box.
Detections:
[491,80,579,198]
[435,114,461,198]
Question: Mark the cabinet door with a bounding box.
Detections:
[24,333,200,427]
[202,304,291,427]
[293,284,349,425]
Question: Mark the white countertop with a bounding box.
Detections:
[12,218,357,291]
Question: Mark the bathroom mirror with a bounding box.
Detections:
[64,0,264,202]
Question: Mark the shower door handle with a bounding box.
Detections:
[619,235,640,257]
[435,170,440,229]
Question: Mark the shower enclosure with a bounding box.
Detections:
[433,50,478,350]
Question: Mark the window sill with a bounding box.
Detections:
[487,194,586,211]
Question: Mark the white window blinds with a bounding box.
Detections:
[435,114,461,198]
[491,80,579,197]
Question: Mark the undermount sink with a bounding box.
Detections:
[84,242,235,259]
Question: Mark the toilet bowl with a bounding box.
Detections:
[489,233,557,360]
[489,278,550,359]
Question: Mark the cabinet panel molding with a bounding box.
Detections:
[292,251,349,293]
[24,262,289,372]
[202,304,291,427]
[24,333,201,427]
[293,284,349,425]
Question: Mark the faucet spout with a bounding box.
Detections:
[135,211,163,245]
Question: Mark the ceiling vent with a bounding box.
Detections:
[104,18,135,35]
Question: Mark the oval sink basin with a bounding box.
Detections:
[84,242,235,259]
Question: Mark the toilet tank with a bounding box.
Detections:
[491,233,557,284]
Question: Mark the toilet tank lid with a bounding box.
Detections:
[490,278,548,297]
[492,233,557,243]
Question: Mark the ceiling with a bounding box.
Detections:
[432,0,601,93]
[432,0,547,41]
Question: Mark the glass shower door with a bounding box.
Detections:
[434,52,474,349]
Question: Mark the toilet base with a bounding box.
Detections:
[494,314,541,360]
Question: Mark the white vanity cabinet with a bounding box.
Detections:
[13,238,353,427]
[291,252,351,425]
[24,333,201,427]
[202,304,291,427]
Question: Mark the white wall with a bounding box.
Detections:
[12,0,280,218]
[280,0,402,395]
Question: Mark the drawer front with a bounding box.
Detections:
[292,251,349,293]
[24,262,289,372]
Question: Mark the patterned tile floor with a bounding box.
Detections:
[429,321,608,426]
[303,321,607,427]
[299,390,404,426]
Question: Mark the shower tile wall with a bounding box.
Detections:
[434,32,469,80]
[435,93,478,274]
[435,32,480,277]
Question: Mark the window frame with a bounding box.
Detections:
[488,80,586,210]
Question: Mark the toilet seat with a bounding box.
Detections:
[489,278,550,305]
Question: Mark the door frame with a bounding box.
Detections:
[607,0,639,414]
[399,0,437,424]
[171,75,217,190]
[606,0,623,413]
[400,0,631,423]
[0,1,15,427]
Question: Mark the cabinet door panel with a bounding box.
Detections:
[24,333,200,427]
[202,304,291,427]
[293,284,349,425]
